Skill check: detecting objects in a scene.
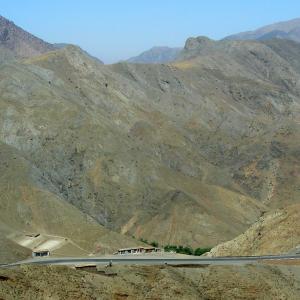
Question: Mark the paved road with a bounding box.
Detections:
[2,254,299,268]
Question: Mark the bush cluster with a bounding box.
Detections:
[139,238,158,247]
[164,245,211,256]
[139,238,211,256]
[193,247,212,256]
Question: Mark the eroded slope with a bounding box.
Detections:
[0,37,299,247]
[208,204,300,256]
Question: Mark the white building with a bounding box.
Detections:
[116,246,161,255]
[32,249,50,258]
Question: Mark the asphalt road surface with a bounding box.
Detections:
[2,254,300,268]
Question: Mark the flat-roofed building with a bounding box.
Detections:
[32,249,50,258]
[116,246,161,255]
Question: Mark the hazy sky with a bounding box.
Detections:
[2,0,300,63]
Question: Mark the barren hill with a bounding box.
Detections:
[0,33,299,251]
[0,236,30,264]
[0,141,136,261]
[208,204,300,256]
[1,264,300,299]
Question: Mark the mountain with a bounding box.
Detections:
[0,44,263,250]
[1,35,300,253]
[0,15,55,58]
[0,16,103,64]
[1,16,300,298]
[225,17,300,42]
[127,46,182,63]
[54,43,104,64]
[0,140,136,262]
[0,17,300,258]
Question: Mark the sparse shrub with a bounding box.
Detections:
[194,247,212,256]
[150,241,159,247]
[139,238,148,244]
[163,244,212,256]
[183,246,193,255]
[164,245,177,253]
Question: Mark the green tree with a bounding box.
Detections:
[194,247,211,256]
[183,246,193,255]
[150,241,159,247]
[140,238,148,244]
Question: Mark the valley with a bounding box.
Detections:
[0,17,300,258]
[0,11,300,299]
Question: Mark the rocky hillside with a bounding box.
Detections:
[208,204,300,256]
[0,15,54,58]
[0,141,136,260]
[0,20,300,253]
[0,45,263,248]
[1,264,300,299]
[225,17,300,42]
[0,236,30,264]
[127,46,182,63]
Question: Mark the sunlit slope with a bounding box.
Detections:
[208,204,300,256]
[0,142,135,256]
[0,236,30,264]
[0,37,299,247]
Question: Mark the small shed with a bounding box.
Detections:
[32,249,50,258]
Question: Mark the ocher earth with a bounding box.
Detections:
[1,264,300,299]
[1,14,300,300]
[1,36,300,257]
[209,204,300,256]
[0,16,300,262]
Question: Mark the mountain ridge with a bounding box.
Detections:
[225,17,300,42]
[1,37,299,250]
[0,15,55,58]
[0,17,300,259]
[127,46,182,64]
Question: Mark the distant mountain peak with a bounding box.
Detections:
[224,17,300,43]
[127,46,182,64]
[0,15,55,58]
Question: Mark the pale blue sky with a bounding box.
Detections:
[1,0,300,63]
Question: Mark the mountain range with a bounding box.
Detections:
[1,13,300,298]
[0,15,300,264]
[128,17,300,64]
[225,17,300,42]
[127,46,182,64]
